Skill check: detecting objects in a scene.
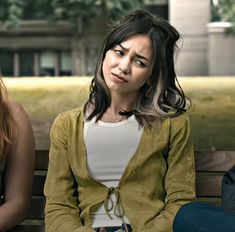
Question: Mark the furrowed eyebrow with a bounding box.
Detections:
[117,43,150,62]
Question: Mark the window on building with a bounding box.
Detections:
[86,47,99,75]
[40,51,55,76]
[19,51,34,76]
[0,50,14,77]
[60,51,72,76]
[0,49,72,77]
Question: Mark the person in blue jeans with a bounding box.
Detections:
[173,202,235,232]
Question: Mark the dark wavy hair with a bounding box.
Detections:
[84,10,191,127]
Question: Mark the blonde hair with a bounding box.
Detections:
[0,78,15,155]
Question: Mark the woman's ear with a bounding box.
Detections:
[147,78,152,85]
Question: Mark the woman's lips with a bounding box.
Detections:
[111,73,128,83]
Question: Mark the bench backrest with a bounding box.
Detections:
[8,150,235,232]
[195,151,235,205]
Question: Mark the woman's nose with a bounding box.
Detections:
[118,57,131,74]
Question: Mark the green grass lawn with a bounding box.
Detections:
[3,77,235,151]
[180,77,235,151]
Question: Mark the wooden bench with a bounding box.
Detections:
[8,150,235,232]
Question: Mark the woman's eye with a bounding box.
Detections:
[114,49,124,56]
[135,60,146,67]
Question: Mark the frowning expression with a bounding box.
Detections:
[102,34,154,97]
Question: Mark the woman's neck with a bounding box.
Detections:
[109,92,137,114]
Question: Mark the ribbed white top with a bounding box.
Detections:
[84,115,143,228]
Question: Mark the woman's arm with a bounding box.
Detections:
[0,102,35,231]
[44,113,94,232]
[145,114,196,232]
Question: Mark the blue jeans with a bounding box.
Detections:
[94,223,132,232]
[173,202,235,232]
[94,226,121,232]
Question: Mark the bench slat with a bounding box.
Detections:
[195,197,221,207]
[8,225,44,232]
[10,150,232,232]
[27,198,45,219]
[28,185,224,219]
[32,176,46,196]
[196,174,223,197]
[36,150,235,172]
[35,150,49,170]
[32,175,226,198]
[195,151,235,172]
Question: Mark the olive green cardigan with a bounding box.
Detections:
[44,106,195,232]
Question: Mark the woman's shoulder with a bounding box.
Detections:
[7,101,34,144]
[148,112,190,135]
[58,106,83,118]
[7,101,30,121]
[8,101,24,113]
[167,112,191,133]
[169,112,190,124]
[53,106,84,124]
[152,112,190,126]
[151,112,190,133]
[50,106,84,138]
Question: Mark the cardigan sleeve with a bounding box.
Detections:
[44,113,94,232]
[145,113,196,232]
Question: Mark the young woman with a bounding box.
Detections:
[44,10,195,232]
[0,78,35,231]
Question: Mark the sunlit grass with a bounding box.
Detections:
[4,77,235,150]
[4,77,91,120]
[179,77,235,151]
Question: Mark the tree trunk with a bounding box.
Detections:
[71,36,86,76]
[71,16,86,76]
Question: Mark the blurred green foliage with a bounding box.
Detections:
[211,0,235,34]
[0,0,144,29]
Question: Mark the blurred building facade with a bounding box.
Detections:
[169,0,210,76]
[169,0,235,76]
[0,0,234,77]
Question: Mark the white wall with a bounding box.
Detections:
[169,0,211,76]
[208,22,235,76]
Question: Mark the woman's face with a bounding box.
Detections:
[102,34,154,98]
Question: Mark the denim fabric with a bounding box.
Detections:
[173,202,235,232]
[94,226,121,232]
[94,223,132,232]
